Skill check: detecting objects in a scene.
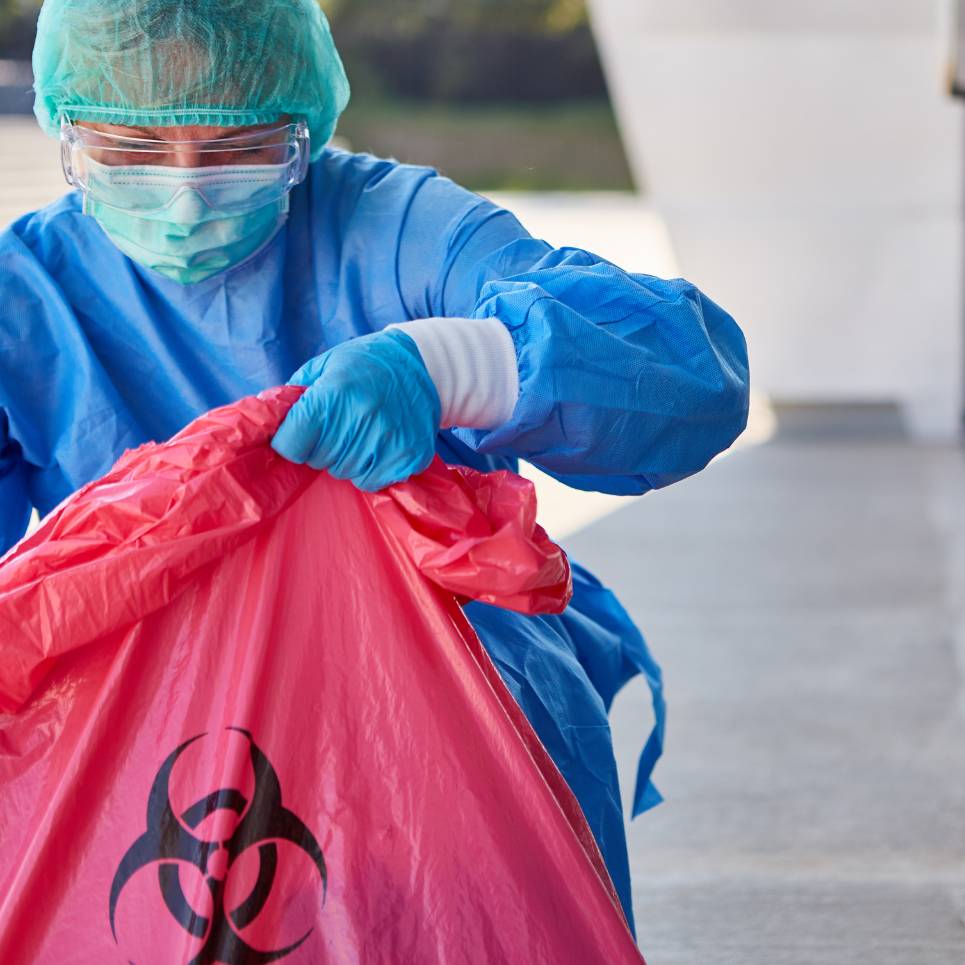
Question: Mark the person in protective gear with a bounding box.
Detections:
[1,0,750,936]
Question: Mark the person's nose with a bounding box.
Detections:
[170,143,205,168]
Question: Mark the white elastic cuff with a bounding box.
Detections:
[390,317,520,430]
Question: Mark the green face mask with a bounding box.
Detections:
[83,159,293,285]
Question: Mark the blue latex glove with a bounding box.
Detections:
[271,329,442,492]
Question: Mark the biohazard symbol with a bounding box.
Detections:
[109,727,327,964]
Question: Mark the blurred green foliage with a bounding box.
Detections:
[337,98,633,192]
[315,0,626,188]
[0,0,35,31]
[319,0,588,34]
[320,0,606,102]
[0,0,39,54]
[2,0,588,31]
[0,0,21,26]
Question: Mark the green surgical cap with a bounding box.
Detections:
[32,0,350,160]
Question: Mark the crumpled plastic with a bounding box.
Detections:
[0,387,643,964]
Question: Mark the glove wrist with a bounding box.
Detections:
[390,317,519,430]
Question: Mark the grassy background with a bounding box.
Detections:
[335,98,635,192]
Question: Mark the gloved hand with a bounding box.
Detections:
[271,329,442,492]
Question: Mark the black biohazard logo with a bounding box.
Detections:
[109,727,327,964]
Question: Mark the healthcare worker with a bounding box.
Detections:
[0,0,748,937]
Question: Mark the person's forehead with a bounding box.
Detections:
[78,118,289,140]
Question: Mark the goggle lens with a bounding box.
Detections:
[60,120,310,214]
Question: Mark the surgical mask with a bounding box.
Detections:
[81,158,292,284]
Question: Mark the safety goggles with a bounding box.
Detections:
[60,118,311,214]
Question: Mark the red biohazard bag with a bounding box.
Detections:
[0,387,643,965]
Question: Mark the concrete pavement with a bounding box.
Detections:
[574,410,965,963]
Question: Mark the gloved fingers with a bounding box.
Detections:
[352,453,406,492]
[323,417,383,480]
[404,444,438,485]
[303,384,367,472]
[312,446,359,477]
[354,440,436,493]
[271,380,333,465]
[324,413,410,490]
[304,444,339,473]
[354,467,407,493]
[329,452,377,484]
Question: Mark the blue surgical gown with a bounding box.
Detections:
[0,149,749,932]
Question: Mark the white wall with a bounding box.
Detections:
[589,0,965,437]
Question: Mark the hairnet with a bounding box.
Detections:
[32,0,350,160]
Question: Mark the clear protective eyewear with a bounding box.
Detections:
[60,118,311,215]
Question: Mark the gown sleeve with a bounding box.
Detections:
[397,174,750,495]
[0,409,31,556]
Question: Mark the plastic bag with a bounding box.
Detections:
[0,387,643,964]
